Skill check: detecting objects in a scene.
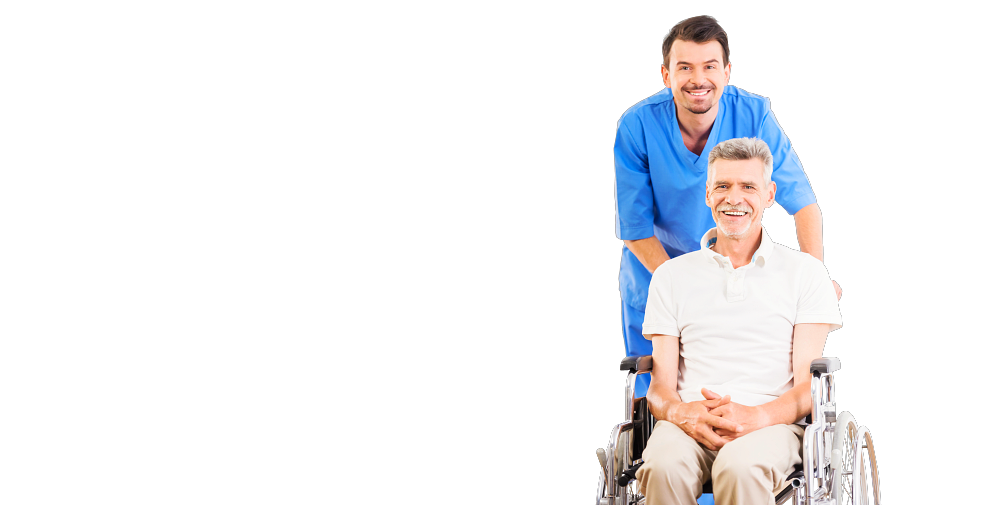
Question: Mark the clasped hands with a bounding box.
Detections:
[668,388,768,451]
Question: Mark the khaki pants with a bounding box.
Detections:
[636,421,803,505]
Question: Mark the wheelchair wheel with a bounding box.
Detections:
[856,426,880,505]
[832,412,881,505]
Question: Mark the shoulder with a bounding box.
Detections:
[767,242,801,260]
[618,88,673,127]
[653,250,708,279]
[770,244,829,279]
[718,85,771,115]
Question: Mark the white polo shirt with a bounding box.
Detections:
[642,228,842,407]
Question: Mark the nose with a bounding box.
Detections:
[724,186,741,204]
[690,67,707,86]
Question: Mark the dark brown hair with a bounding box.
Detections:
[662,15,730,69]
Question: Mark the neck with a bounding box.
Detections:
[712,227,762,268]
[676,101,717,140]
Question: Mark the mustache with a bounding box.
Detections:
[717,203,752,213]
[683,84,714,91]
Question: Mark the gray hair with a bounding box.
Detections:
[706,137,773,186]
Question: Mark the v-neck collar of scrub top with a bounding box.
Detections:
[667,92,726,171]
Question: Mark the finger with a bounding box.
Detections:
[701,399,724,411]
[708,401,731,416]
[700,394,730,410]
[698,418,734,449]
[701,439,723,451]
[701,388,721,401]
[715,430,739,442]
[713,427,740,439]
[704,413,744,433]
[699,427,729,450]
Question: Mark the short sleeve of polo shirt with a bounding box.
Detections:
[795,258,842,332]
[757,107,817,216]
[641,264,679,339]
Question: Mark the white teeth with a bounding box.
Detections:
[723,211,746,216]
[689,90,710,96]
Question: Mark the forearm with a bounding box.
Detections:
[624,236,671,273]
[754,382,812,427]
[793,203,823,262]
[646,382,683,422]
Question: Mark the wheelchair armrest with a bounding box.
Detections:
[810,357,841,375]
[625,357,838,375]
[620,355,652,373]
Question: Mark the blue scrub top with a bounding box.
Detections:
[614,85,817,310]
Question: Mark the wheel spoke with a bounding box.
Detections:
[833,414,857,505]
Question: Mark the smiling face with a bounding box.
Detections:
[706,158,776,240]
[662,39,731,116]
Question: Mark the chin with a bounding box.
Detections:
[718,225,751,239]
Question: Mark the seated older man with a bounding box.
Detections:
[635,137,841,505]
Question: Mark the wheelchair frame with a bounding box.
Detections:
[596,356,880,505]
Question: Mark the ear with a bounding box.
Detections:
[705,182,713,209]
[661,64,671,88]
[765,180,776,208]
[724,61,731,86]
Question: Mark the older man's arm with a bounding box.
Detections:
[708,323,830,438]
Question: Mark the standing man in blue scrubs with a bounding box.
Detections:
[614,15,841,398]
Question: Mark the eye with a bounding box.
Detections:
[680,66,690,71]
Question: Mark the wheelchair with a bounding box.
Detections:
[596,356,880,505]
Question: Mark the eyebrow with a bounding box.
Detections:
[714,180,759,186]
[677,59,721,66]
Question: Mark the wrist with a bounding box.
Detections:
[752,405,772,430]
[666,400,684,424]
[671,402,702,429]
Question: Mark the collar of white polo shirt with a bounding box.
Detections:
[699,227,775,269]
[699,227,775,302]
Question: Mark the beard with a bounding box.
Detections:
[682,100,714,114]
[681,86,715,114]
[714,203,754,238]
[717,219,751,238]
